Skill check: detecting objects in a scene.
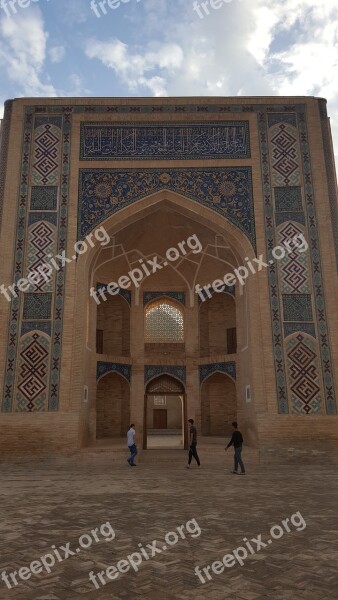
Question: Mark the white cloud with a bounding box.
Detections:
[0,10,56,96]
[85,38,183,95]
[49,45,65,64]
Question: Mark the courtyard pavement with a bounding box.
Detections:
[0,449,337,600]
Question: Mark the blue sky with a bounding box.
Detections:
[0,0,337,162]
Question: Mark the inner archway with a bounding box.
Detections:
[144,374,187,450]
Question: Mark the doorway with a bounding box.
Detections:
[144,375,187,449]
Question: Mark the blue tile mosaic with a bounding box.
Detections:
[199,362,236,384]
[97,361,131,383]
[144,365,186,385]
[79,167,256,252]
[282,294,313,322]
[30,186,58,211]
[23,294,52,320]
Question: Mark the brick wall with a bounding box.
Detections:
[97,296,130,356]
[96,373,130,438]
[201,372,237,436]
[199,294,236,356]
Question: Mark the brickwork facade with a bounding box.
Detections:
[0,96,337,460]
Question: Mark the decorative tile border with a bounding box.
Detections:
[0,100,13,227]
[1,110,71,412]
[97,361,131,383]
[199,362,236,384]
[143,291,185,306]
[144,365,186,385]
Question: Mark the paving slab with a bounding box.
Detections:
[0,455,337,599]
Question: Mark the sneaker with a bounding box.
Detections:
[186,465,191,469]
[240,472,246,475]
[127,459,132,466]
[231,470,238,474]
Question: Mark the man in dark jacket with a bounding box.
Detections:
[225,421,245,475]
[186,419,201,468]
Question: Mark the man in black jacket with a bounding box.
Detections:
[225,421,245,475]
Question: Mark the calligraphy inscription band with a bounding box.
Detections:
[80,122,251,160]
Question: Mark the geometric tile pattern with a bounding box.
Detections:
[1,112,63,413]
[199,361,236,384]
[282,294,313,322]
[23,293,53,320]
[274,186,303,211]
[284,322,316,338]
[143,291,186,306]
[286,334,322,414]
[278,222,310,293]
[28,211,58,227]
[26,221,56,291]
[32,122,60,185]
[275,211,305,227]
[270,123,301,186]
[30,186,58,210]
[21,321,52,336]
[97,361,131,383]
[80,121,251,160]
[262,109,336,414]
[144,365,186,385]
[15,332,50,412]
[297,111,336,413]
[79,167,256,251]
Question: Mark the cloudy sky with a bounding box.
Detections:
[0,0,337,163]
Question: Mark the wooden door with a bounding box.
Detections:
[153,409,167,429]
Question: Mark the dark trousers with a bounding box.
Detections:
[234,445,245,473]
[128,444,137,465]
[188,442,200,466]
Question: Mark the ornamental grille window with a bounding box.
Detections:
[145,300,184,343]
[153,396,167,406]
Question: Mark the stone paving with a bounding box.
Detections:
[0,450,337,600]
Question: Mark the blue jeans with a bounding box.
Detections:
[234,446,245,473]
[128,444,137,465]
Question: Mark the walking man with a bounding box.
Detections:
[186,418,201,468]
[127,424,137,467]
[225,421,245,475]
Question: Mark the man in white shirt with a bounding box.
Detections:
[127,424,137,466]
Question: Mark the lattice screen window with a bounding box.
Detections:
[145,300,184,343]
[154,396,167,406]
